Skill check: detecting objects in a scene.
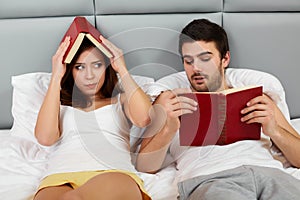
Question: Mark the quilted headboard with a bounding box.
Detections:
[1,0,300,129]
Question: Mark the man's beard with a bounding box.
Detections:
[189,67,223,92]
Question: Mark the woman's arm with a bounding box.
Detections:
[34,37,70,146]
[100,36,151,127]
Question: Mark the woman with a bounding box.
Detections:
[33,35,152,200]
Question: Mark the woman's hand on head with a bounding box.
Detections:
[52,36,70,80]
[100,36,126,74]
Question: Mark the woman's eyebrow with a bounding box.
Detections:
[91,60,102,64]
[74,62,84,65]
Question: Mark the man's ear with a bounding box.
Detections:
[222,51,231,69]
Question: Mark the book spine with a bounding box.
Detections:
[75,17,89,33]
[217,94,227,144]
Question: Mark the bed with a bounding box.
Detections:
[1,0,300,199]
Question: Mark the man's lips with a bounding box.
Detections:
[192,75,206,84]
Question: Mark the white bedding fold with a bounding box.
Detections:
[0,133,48,200]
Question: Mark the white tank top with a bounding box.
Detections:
[44,95,137,177]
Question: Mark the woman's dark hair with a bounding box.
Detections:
[60,38,120,108]
[178,19,229,59]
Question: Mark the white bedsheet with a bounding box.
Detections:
[0,129,178,200]
[1,118,300,200]
[0,130,47,200]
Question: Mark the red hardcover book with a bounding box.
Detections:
[179,85,263,146]
[61,16,113,63]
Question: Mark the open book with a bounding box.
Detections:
[179,85,263,146]
[61,16,113,64]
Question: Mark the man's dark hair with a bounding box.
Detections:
[179,18,229,59]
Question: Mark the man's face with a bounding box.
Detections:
[182,40,230,92]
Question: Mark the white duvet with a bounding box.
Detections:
[0,118,300,200]
[0,129,178,200]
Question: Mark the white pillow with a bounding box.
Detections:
[11,73,51,142]
[10,72,154,143]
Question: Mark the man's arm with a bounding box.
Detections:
[136,89,197,173]
[241,94,300,168]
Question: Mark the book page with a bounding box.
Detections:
[220,85,260,95]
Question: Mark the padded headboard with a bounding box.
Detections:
[1,0,299,129]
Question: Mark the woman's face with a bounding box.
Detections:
[72,47,107,98]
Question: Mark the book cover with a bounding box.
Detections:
[179,85,263,146]
[61,16,113,64]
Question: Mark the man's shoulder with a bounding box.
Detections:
[225,68,283,90]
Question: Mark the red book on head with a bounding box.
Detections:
[179,85,262,146]
[61,16,113,64]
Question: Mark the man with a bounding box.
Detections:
[136,19,300,200]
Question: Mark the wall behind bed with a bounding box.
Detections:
[0,0,299,129]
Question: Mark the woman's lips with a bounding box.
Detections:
[86,83,97,89]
